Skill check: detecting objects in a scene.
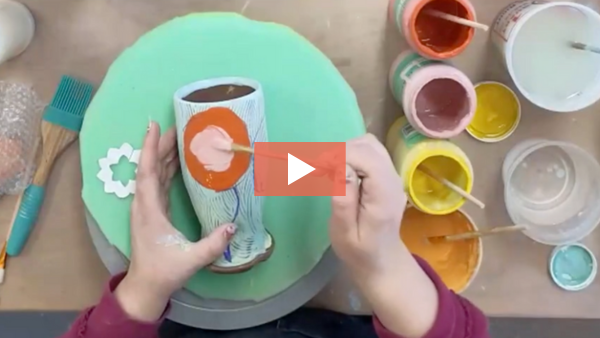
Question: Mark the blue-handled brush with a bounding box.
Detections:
[6,76,93,256]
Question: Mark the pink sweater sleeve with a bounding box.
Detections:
[373,256,490,338]
[58,273,165,338]
[60,256,487,338]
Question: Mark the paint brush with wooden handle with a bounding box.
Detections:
[0,241,6,284]
[424,9,489,31]
[418,165,485,209]
[571,42,600,54]
[230,143,331,171]
[428,225,526,243]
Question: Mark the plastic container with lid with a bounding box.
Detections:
[503,139,600,245]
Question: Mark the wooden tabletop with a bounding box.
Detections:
[3,0,600,318]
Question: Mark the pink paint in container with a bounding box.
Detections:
[389,50,476,138]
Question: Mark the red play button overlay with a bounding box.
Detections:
[288,153,315,185]
[254,142,346,196]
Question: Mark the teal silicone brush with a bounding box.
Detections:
[7,76,93,256]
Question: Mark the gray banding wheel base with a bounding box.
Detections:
[85,207,338,330]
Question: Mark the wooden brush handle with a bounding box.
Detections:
[436,225,526,242]
[418,166,485,209]
[6,122,79,256]
[32,122,79,185]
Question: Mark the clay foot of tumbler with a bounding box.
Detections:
[208,231,275,274]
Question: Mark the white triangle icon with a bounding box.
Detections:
[288,153,316,185]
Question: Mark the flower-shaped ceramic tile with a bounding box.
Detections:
[97,143,140,198]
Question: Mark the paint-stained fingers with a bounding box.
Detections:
[192,223,237,268]
[158,127,178,161]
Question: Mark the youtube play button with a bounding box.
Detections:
[254,142,345,196]
[288,153,315,185]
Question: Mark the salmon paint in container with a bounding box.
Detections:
[389,51,476,138]
[388,0,476,59]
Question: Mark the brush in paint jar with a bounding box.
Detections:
[386,117,474,215]
[571,42,600,55]
[388,0,479,59]
[492,1,600,112]
[401,207,482,293]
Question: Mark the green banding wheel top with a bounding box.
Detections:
[80,13,365,301]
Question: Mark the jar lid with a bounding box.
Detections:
[549,243,597,291]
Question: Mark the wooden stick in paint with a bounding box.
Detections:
[231,143,330,170]
[424,9,489,32]
[418,165,485,209]
[428,225,526,243]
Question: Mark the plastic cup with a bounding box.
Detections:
[491,1,600,112]
[503,139,600,245]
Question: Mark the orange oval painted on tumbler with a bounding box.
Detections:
[183,107,251,192]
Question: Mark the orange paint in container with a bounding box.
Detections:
[400,207,482,292]
[389,0,476,59]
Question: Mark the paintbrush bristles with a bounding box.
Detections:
[571,42,600,54]
[231,143,254,154]
[49,76,94,117]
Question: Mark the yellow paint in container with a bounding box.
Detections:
[386,117,474,215]
[467,81,521,142]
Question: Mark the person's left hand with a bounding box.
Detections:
[115,121,237,321]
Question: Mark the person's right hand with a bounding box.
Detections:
[330,134,438,338]
[329,134,408,277]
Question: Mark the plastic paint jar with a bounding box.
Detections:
[467,81,521,143]
[492,1,600,112]
[0,0,35,64]
[388,0,476,59]
[503,139,600,245]
[386,116,473,215]
[400,207,482,293]
[389,51,476,138]
[549,244,597,291]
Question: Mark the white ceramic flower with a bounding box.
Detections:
[97,143,141,198]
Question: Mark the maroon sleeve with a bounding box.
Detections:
[58,273,166,338]
[373,256,489,338]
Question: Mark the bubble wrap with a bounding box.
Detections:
[0,82,43,195]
